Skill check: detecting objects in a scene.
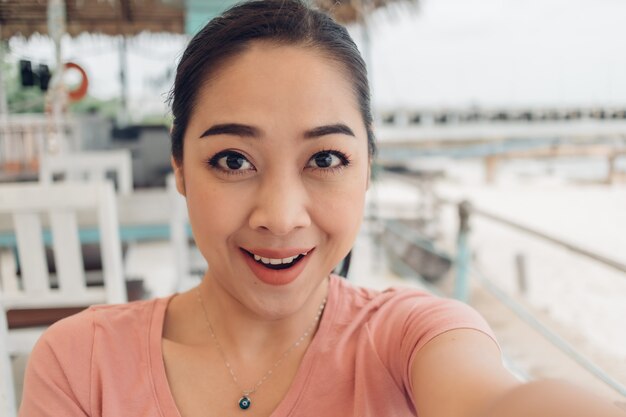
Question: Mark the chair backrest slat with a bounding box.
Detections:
[167,174,189,292]
[13,213,49,294]
[0,250,19,295]
[96,184,126,304]
[0,182,127,310]
[50,210,87,296]
[39,150,133,195]
[90,170,106,184]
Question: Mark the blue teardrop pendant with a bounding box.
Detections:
[239,396,251,410]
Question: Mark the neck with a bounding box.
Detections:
[197,273,330,362]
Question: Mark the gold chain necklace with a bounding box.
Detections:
[195,288,326,411]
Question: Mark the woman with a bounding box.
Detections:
[19,1,624,416]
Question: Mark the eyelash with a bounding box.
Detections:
[308,148,352,174]
[207,150,254,177]
[206,149,352,176]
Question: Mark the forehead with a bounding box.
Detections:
[189,42,363,132]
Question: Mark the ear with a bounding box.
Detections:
[366,160,372,190]
[171,156,186,196]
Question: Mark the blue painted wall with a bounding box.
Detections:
[185,0,241,35]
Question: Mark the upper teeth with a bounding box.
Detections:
[253,251,308,265]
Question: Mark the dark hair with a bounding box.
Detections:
[168,0,376,165]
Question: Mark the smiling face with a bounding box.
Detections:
[173,42,370,318]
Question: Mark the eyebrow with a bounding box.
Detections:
[199,124,260,138]
[199,123,355,139]
[304,124,355,138]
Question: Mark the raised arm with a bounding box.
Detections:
[411,328,625,417]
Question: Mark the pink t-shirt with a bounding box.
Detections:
[19,275,496,416]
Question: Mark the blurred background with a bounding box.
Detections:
[0,0,625,414]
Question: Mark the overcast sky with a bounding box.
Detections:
[6,0,626,113]
[365,0,626,108]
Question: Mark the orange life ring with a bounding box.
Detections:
[64,62,89,102]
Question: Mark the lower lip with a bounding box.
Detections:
[241,249,313,286]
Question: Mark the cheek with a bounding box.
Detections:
[309,177,367,242]
[184,179,251,249]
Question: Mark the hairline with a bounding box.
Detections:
[184,39,368,145]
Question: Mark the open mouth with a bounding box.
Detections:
[241,249,311,271]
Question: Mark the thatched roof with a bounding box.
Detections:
[316,0,414,24]
[0,0,185,39]
[0,0,413,40]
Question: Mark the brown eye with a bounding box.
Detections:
[307,151,347,169]
[208,150,254,174]
[314,153,333,168]
[223,154,248,170]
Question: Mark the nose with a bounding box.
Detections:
[248,172,311,236]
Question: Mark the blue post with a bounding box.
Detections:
[454,201,471,302]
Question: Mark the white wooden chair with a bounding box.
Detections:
[0,301,17,417]
[166,174,206,293]
[0,181,127,354]
[39,150,133,195]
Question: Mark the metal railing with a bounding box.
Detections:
[379,170,626,398]
[460,204,626,276]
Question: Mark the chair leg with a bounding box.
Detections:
[0,311,18,417]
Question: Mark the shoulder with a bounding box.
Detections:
[31,296,170,377]
[42,297,167,348]
[332,275,490,343]
[21,297,171,415]
[329,275,496,378]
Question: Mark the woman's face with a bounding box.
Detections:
[173,42,370,317]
